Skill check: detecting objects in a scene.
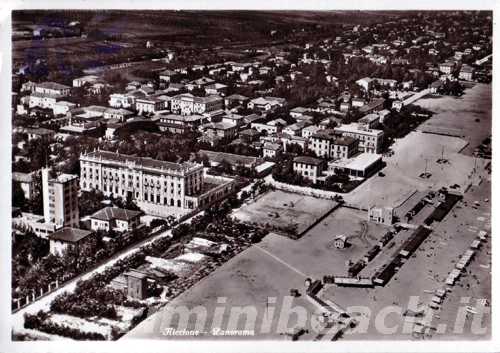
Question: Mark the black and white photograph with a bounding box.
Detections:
[1,1,497,352]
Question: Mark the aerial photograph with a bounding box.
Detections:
[9,9,492,343]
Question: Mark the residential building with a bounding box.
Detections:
[340,101,351,112]
[170,93,223,116]
[301,125,323,139]
[89,207,142,233]
[282,121,310,136]
[392,100,404,111]
[205,83,228,96]
[251,122,280,135]
[375,78,397,88]
[309,129,359,160]
[186,77,215,91]
[136,97,167,114]
[439,62,455,75]
[282,134,308,152]
[25,127,55,142]
[156,113,205,134]
[200,121,238,145]
[28,92,60,110]
[359,98,385,114]
[352,98,366,108]
[239,129,261,143]
[42,168,80,228]
[289,106,309,118]
[334,123,384,154]
[73,75,100,87]
[109,93,136,109]
[48,227,93,256]
[59,118,101,137]
[53,101,77,116]
[197,149,261,170]
[358,113,382,128]
[247,96,286,112]
[33,82,71,97]
[293,156,325,184]
[262,142,282,159]
[103,108,134,122]
[12,212,58,238]
[459,65,475,81]
[159,69,178,83]
[224,94,249,109]
[221,113,245,127]
[356,77,374,91]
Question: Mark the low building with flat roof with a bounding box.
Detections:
[327,152,382,178]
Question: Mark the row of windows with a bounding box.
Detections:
[294,163,318,170]
[83,165,194,185]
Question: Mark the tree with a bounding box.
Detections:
[79,190,106,217]
[216,159,233,175]
[24,174,43,215]
[12,181,26,208]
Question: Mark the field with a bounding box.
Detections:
[233,190,337,236]
[12,10,403,73]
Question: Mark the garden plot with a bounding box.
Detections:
[145,252,208,277]
[48,314,113,339]
[97,306,146,332]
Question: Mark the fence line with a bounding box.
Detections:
[267,177,341,200]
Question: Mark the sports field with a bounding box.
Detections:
[233,190,337,236]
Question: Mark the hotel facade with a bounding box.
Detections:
[80,150,234,217]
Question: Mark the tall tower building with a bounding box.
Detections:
[42,167,80,228]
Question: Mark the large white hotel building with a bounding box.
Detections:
[79,150,234,217]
